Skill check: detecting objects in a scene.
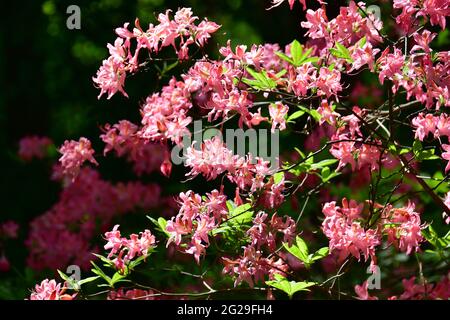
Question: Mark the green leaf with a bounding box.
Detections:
[242,68,278,91]
[287,110,305,122]
[92,253,114,267]
[266,274,316,298]
[330,42,352,62]
[229,203,253,224]
[310,159,338,170]
[283,236,310,267]
[290,40,303,66]
[273,172,285,184]
[275,51,294,65]
[148,216,171,238]
[358,36,367,48]
[90,261,112,286]
[298,106,322,122]
[311,247,329,261]
[57,270,79,290]
[77,276,100,286]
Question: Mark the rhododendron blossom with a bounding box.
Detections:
[58,137,98,180]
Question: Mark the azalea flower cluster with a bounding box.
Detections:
[322,198,425,269]
[381,201,425,255]
[103,225,156,272]
[322,199,380,269]
[222,211,296,287]
[301,1,383,63]
[393,0,450,32]
[377,30,450,109]
[165,189,228,263]
[412,112,450,141]
[328,106,383,172]
[58,137,98,180]
[26,167,169,270]
[411,111,450,175]
[185,137,281,196]
[93,8,220,99]
[29,279,76,300]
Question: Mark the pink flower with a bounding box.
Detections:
[18,136,53,161]
[259,177,285,209]
[186,238,207,264]
[269,102,289,132]
[301,8,329,39]
[94,8,220,99]
[104,225,124,258]
[58,137,98,180]
[93,56,128,99]
[322,199,380,264]
[377,48,405,85]
[29,279,76,300]
[195,19,220,46]
[350,42,380,71]
[412,113,437,141]
[185,137,235,180]
[384,202,424,255]
[330,137,357,171]
[103,225,156,269]
[354,281,378,300]
[315,67,342,98]
[411,30,436,54]
[317,100,338,125]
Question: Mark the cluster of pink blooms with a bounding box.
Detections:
[139,78,193,145]
[58,137,98,180]
[322,198,425,269]
[26,167,168,270]
[411,112,450,175]
[328,106,383,172]
[18,136,53,161]
[222,211,295,287]
[301,1,383,64]
[103,225,156,272]
[185,138,285,208]
[412,112,450,141]
[377,31,450,109]
[101,120,168,176]
[355,273,450,300]
[393,0,450,32]
[93,8,220,99]
[29,279,76,300]
[165,189,227,263]
[322,199,381,269]
[381,201,424,255]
